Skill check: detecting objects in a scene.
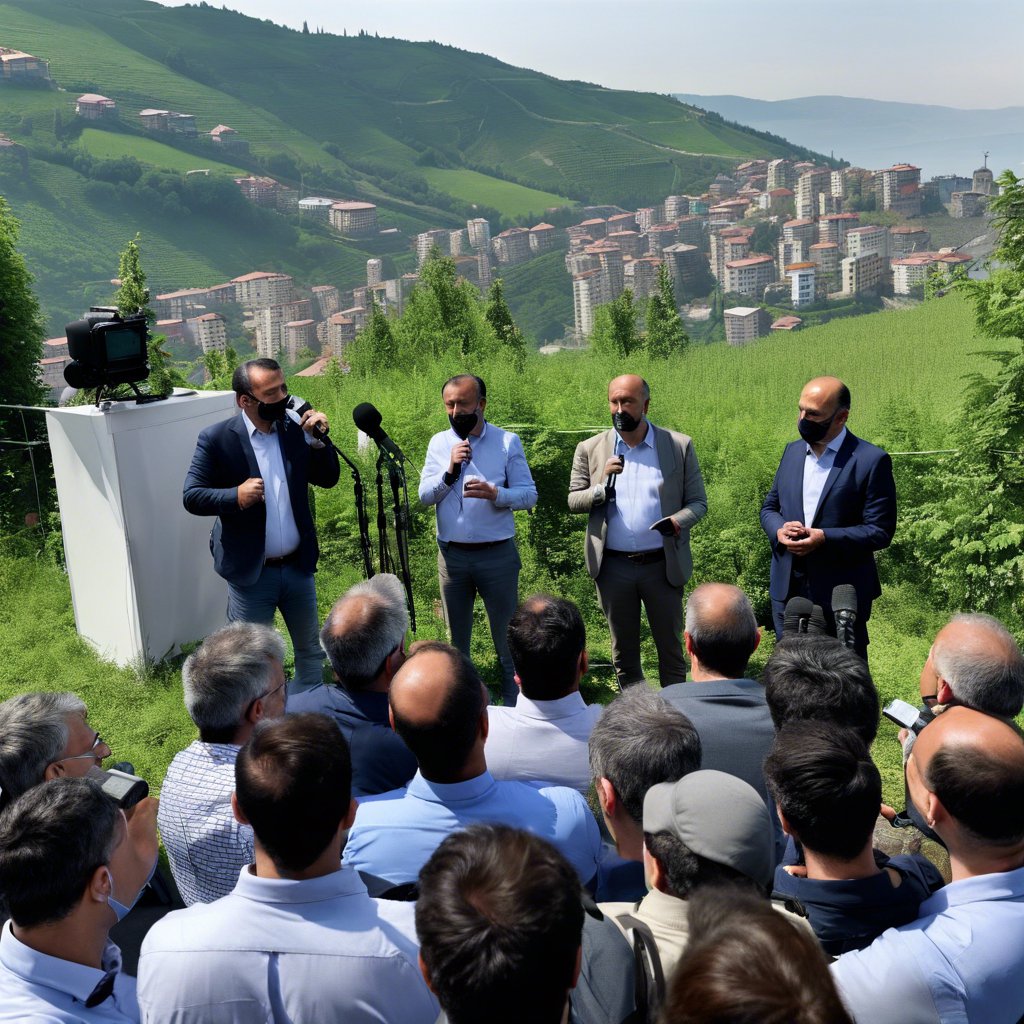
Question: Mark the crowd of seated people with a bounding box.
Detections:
[1,574,1023,1023]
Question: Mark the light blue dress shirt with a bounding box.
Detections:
[801,426,847,527]
[343,769,602,886]
[606,422,664,552]
[419,421,538,542]
[0,922,138,1023]
[157,741,254,906]
[486,692,603,793]
[137,865,437,1024]
[830,864,1024,1024]
[245,416,301,559]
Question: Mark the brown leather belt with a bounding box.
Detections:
[605,548,665,565]
[264,550,299,568]
[447,538,512,551]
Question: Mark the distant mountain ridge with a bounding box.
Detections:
[675,94,1022,178]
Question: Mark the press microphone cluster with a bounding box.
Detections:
[782,597,828,637]
[353,402,407,463]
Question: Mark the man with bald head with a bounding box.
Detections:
[341,641,601,889]
[569,374,707,687]
[832,707,1024,1023]
[289,573,417,796]
[761,376,896,658]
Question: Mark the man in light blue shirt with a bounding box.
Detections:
[831,707,1024,1024]
[0,777,160,1024]
[419,374,537,705]
[343,642,602,888]
[486,594,602,793]
[138,714,437,1024]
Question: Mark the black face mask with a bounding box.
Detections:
[449,410,479,439]
[252,395,289,422]
[613,410,642,434]
[798,412,835,444]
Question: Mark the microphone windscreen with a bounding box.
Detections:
[832,584,858,616]
[353,402,384,440]
[782,596,814,633]
[808,604,829,635]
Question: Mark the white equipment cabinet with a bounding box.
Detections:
[46,389,236,667]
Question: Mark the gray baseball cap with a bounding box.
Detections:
[643,769,773,889]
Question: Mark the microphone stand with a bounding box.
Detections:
[374,454,395,576]
[374,445,417,632]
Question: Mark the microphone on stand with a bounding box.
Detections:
[832,585,858,651]
[353,403,407,463]
[782,596,829,637]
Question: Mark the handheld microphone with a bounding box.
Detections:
[782,597,829,637]
[353,402,406,463]
[284,395,328,441]
[603,455,623,504]
[832,585,858,651]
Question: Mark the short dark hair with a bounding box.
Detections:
[507,595,586,700]
[764,721,880,860]
[235,714,352,873]
[0,778,120,928]
[644,831,760,900]
[663,887,854,1024]
[390,642,485,781]
[589,687,702,825]
[416,825,584,1024]
[762,636,879,746]
[441,374,486,401]
[232,358,281,398]
[684,585,759,679]
[924,737,1024,847]
[836,382,851,412]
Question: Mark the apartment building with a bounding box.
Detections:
[233,271,294,308]
[841,252,886,296]
[76,94,117,119]
[416,229,451,265]
[845,225,889,260]
[724,306,770,344]
[329,201,378,234]
[767,159,793,191]
[466,218,492,250]
[795,168,831,219]
[529,222,556,253]
[817,212,860,249]
[623,256,662,299]
[326,313,357,353]
[876,164,922,216]
[573,269,611,339]
[724,255,775,298]
[889,225,931,257]
[664,195,690,220]
[785,262,816,309]
[951,191,986,218]
[311,284,340,319]
[298,197,334,221]
[0,48,50,81]
[809,242,841,286]
[188,313,227,353]
[645,224,680,256]
[662,243,710,294]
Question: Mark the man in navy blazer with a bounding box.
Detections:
[184,358,340,689]
[760,376,896,658]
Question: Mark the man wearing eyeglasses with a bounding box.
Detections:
[184,357,340,692]
[0,692,112,811]
[158,622,288,906]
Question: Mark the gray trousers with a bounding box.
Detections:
[437,539,521,705]
[595,553,687,688]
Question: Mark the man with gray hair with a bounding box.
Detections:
[589,686,702,901]
[661,583,779,854]
[894,612,1024,838]
[289,573,417,796]
[0,692,112,809]
[158,621,287,905]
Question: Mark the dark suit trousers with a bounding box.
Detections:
[596,554,686,688]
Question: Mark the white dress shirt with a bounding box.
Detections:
[605,422,664,552]
[802,426,847,527]
[244,415,301,559]
[157,741,254,906]
[486,692,603,793]
[0,922,138,1023]
[419,420,538,542]
[137,865,438,1024]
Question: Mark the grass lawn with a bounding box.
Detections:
[418,167,574,219]
[77,129,245,176]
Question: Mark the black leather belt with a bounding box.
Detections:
[447,538,512,551]
[605,548,665,565]
[264,549,299,568]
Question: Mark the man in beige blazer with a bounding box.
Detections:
[568,375,707,688]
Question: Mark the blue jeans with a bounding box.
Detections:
[437,539,520,706]
[226,563,324,692]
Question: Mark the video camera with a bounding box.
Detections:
[87,763,149,811]
[63,307,152,402]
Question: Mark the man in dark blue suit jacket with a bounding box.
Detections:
[760,377,896,658]
[184,359,340,689]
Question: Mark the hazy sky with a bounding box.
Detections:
[158,0,1023,108]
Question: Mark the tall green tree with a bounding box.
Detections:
[115,235,153,322]
[898,169,1024,629]
[590,289,640,358]
[484,278,526,369]
[644,265,689,359]
[0,197,45,410]
[350,293,399,373]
